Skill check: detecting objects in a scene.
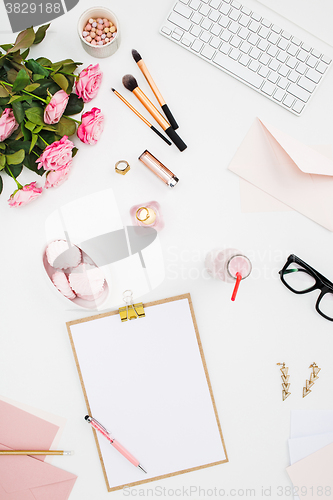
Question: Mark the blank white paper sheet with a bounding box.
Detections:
[67,294,227,491]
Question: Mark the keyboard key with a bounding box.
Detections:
[295,62,306,74]
[211,24,222,35]
[305,68,321,83]
[281,31,291,40]
[202,44,216,58]
[199,3,210,15]
[240,41,251,53]
[268,59,279,71]
[287,45,298,56]
[287,70,298,82]
[316,61,328,73]
[218,15,230,27]
[172,31,182,40]
[302,43,311,52]
[298,76,316,93]
[267,32,279,44]
[258,26,269,38]
[276,51,287,63]
[190,0,201,8]
[239,27,249,39]
[180,0,189,3]
[229,48,241,59]
[200,30,211,42]
[192,12,203,23]
[248,59,259,71]
[283,94,294,107]
[229,21,239,33]
[161,26,172,35]
[221,30,232,41]
[286,57,297,69]
[287,83,310,102]
[257,39,269,51]
[210,36,221,47]
[230,36,241,47]
[231,0,241,8]
[213,51,264,87]
[259,52,270,65]
[174,2,192,17]
[239,14,250,26]
[192,39,204,51]
[209,9,220,21]
[296,50,307,62]
[291,37,301,46]
[202,18,213,29]
[249,47,260,59]
[219,3,230,14]
[210,0,221,8]
[277,38,288,50]
[174,28,184,35]
[273,88,285,101]
[267,45,278,57]
[292,101,305,113]
[248,20,260,32]
[248,33,259,45]
[261,18,271,28]
[182,37,192,46]
[229,8,240,20]
[262,81,275,95]
[251,12,261,21]
[271,24,281,33]
[278,65,289,77]
[267,71,278,83]
[277,77,288,89]
[182,32,196,44]
[241,5,251,14]
[219,42,231,54]
[321,54,332,64]
[190,24,201,35]
[258,66,269,77]
[311,49,321,58]
[169,11,192,30]
[239,54,250,65]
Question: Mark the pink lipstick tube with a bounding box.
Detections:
[138,150,179,188]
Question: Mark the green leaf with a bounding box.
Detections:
[34,124,43,134]
[0,154,5,169]
[25,106,44,125]
[6,164,23,177]
[33,24,50,45]
[12,68,30,92]
[12,100,25,123]
[7,139,31,153]
[24,83,40,92]
[51,73,68,92]
[31,78,60,95]
[32,74,46,82]
[9,95,25,104]
[0,143,5,150]
[0,97,10,106]
[24,152,45,176]
[0,175,2,194]
[0,86,9,97]
[0,44,13,51]
[29,133,38,152]
[36,57,52,67]
[53,116,76,137]
[26,59,49,77]
[21,48,30,60]
[64,93,84,116]
[21,122,30,141]
[72,147,78,158]
[25,120,36,132]
[7,68,18,84]
[7,28,35,54]
[6,149,25,165]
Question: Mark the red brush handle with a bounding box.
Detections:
[231,272,242,301]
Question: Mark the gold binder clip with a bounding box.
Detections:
[119,290,145,322]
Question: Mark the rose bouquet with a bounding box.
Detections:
[0,24,104,207]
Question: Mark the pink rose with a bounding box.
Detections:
[75,64,103,103]
[44,164,72,189]
[36,136,74,171]
[44,90,69,125]
[0,108,19,142]
[8,182,42,207]
[77,108,104,145]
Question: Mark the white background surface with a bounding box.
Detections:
[1,0,333,499]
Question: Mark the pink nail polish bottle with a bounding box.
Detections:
[130,201,164,231]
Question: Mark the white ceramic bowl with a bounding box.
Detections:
[78,7,120,58]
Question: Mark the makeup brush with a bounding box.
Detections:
[122,75,187,152]
[111,88,171,146]
[132,49,179,130]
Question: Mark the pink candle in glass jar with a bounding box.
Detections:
[130,201,164,231]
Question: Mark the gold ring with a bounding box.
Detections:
[115,160,130,175]
[136,207,150,222]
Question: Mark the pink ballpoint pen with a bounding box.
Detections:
[85,415,147,473]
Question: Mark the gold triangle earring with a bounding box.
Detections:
[277,363,291,401]
[303,363,321,397]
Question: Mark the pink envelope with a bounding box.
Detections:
[228,118,333,231]
[0,401,77,500]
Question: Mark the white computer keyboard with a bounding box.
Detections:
[160,0,332,115]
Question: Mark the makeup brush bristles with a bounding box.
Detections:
[122,74,139,92]
[131,49,142,63]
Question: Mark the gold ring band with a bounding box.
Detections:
[115,160,130,175]
[136,207,150,222]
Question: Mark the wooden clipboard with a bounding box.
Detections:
[67,293,228,492]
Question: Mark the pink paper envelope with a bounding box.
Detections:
[228,118,333,231]
[0,445,77,500]
[286,441,333,499]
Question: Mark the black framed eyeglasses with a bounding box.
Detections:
[279,254,333,321]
